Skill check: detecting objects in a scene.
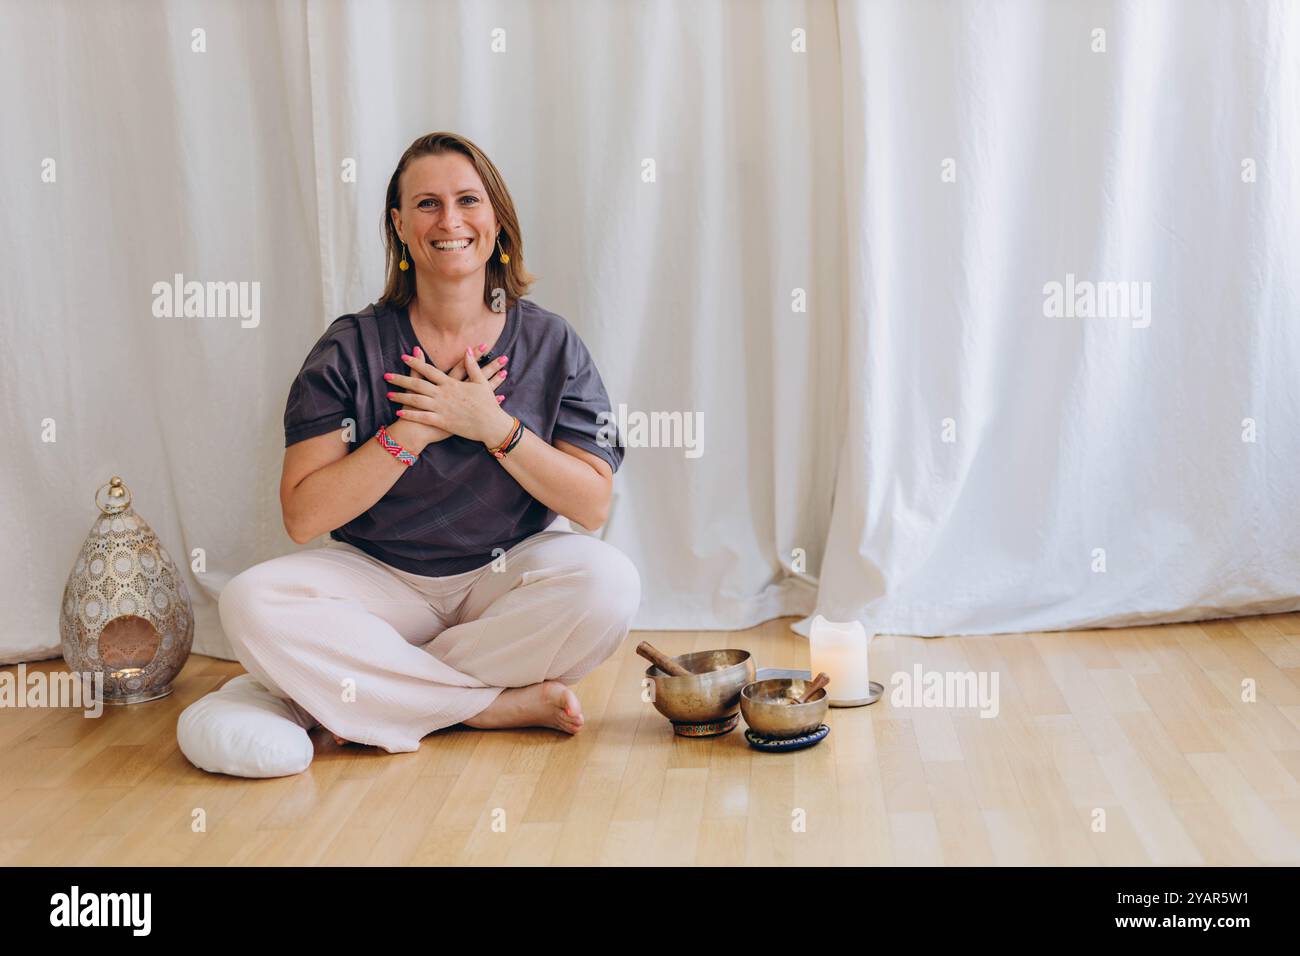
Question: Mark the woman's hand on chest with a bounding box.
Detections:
[384,346,514,446]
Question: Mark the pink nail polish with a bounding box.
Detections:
[401,354,411,361]
[477,342,487,350]
[386,392,394,399]
[384,373,394,380]
[395,410,404,416]
[500,369,507,378]
[496,395,505,403]
[499,356,508,365]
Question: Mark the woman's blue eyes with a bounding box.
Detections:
[418,197,479,208]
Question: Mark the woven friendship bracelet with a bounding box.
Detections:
[375,425,418,467]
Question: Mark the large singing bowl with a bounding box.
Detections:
[644,649,756,724]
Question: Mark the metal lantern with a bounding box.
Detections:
[59,476,194,704]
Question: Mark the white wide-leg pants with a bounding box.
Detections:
[185,530,640,770]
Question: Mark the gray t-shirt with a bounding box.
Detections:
[283,297,624,576]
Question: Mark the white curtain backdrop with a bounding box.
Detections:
[817,0,1300,636]
[3,0,1296,665]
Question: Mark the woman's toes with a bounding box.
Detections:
[550,684,583,717]
[464,682,587,733]
[540,682,584,733]
[561,688,583,718]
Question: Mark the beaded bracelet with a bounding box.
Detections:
[375,424,418,467]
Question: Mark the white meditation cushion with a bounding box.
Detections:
[177,673,316,778]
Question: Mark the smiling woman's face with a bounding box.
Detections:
[390,152,498,280]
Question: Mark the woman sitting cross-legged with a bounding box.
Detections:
[177,131,639,778]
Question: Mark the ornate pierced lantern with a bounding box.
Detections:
[59,477,194,704]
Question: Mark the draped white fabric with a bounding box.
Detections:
[815,0,1300,637]
[3,0,1296,665]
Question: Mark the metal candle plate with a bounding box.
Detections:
[755,668,883,707]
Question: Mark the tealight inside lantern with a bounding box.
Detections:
[809,614,873,706]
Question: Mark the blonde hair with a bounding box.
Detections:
[378,132,537,310]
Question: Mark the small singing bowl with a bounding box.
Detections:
[645,649,756,724]
[740,678,829,739]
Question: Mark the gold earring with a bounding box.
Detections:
[496,236,510,265]
[398,241,410,272]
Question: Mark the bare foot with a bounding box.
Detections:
[463,681,584,734]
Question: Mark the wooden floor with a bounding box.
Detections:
[2,613,1299,866]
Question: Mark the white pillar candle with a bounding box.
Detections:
[809,614,873,706]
